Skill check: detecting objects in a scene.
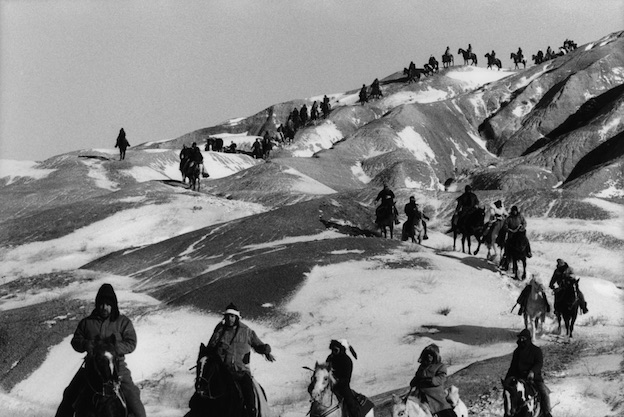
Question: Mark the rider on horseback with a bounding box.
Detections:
[408,344,456,417]
[375,183,399,225]
[207,303,275,417]
[505,329,552,417]
[481,199,507,243]
[516,47,523,61]
[358,84,368,104]
[549,259,588,314]
[405,196,429,240]
[55,284,146,417]
[515,274,551,316]
[180,144,192,181]
[502,205,532,258]
[326,339,361,417]
[444,46,450,57]
[467,43,472,54]
[453,185,479,228]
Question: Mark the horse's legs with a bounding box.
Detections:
[555,313,562,335]
[473,237,482,255]
[512,258,519,279]
[521,259,527,280]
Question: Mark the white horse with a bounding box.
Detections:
[307,362,374,417]
[524,275,549,341]
[391,386,468,417]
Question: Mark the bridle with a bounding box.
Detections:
[503,379,538,417]
[308,367,340,417]
[86,351,128,416]
[193,354,227,400]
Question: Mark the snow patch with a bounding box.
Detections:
[395,127,436,162]
[0,160,57,184]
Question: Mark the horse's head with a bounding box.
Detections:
[194,343,228,399]
[88,335,120,386]
[307,362,334,402]
[391,393,431,417]
[502,377,538,417]
[445,385,461,408]
[528,275,544,292]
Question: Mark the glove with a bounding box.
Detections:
[263,344,276,362]
[527,371,535,381]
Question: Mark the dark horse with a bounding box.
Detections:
[452,207,485,254]
[74,335,127,417]
[485,53,502,70]
[403,66,420,83]
[510,52,526,69]
[185,343,244,417]
[183,161,201,191]
[376,204,396,239]
[457,48,477,65]
[500,229,529,280]
[428,56,439,73]
[501,377,543,417]
[553,278,580,338]
[442,52,454,68]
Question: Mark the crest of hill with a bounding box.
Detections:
[131,30,624,197]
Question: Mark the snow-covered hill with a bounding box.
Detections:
[1,30,623,417]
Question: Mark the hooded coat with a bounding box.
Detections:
[409,344,452,414]
[71,284,137,367]
[506,329,544,382]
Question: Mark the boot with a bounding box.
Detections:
[518,306,525,316]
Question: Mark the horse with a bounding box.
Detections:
[451,207,485,254]
[185,343,245,417]
[183,161,201,191]
[376,204,396,239]
[500,229,529,280]
[307,362,374,417]
[532,51,544,65]
[403,67,421,83]
[422,64,436,76]
[74,335,127,417]
[501,377,543,417]
[553,277,580,338]
[402,218,424,244]
[510,53,526,69]
[457,48,477,65]
[390,386,468,417]
[442,53,454,68]
[477,218,505,262]
[370,82,383,99]
[524,276,548,342]
[427,56,439,72]
[485,53,502,70]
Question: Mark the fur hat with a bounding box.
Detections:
[223,302,241,318]
[329,339,358,360]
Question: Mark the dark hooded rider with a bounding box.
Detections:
[206,303,275,417]
[359,84,368,104]
[453,185,479,228]
[409,344,456,417]
[549,259,588,314]
[375,183,399,224]
[180,144,193,180]
[505,329,552,417]
[55,284,146,417]
[326,339,361,417]
[405,196,429,239]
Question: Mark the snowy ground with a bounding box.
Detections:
[1,66,622,416]
[1,156,622,416]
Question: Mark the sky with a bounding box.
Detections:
[1,0,623,161]
[1,149,623,416]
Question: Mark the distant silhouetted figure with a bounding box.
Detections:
[300,104,308,126]
[114,128,130,160]
[321,95,331,118]
[358,84,368,104]
[310,101,319,121]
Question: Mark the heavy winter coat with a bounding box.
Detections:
[410,344,452,414]
[71,284,137,369]
[506,340,544,382]
[208,320,269,374]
